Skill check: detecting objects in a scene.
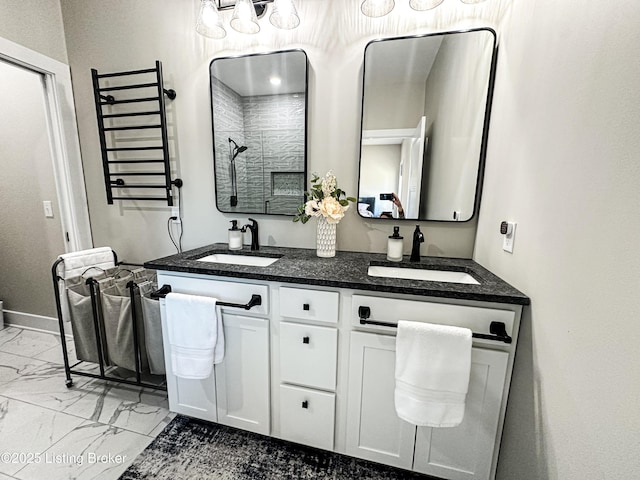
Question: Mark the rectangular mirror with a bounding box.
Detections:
[210,49,308,215]
[357,29,497,222]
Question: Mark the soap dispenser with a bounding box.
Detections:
[387,226,403,262]
[228,220,243,250]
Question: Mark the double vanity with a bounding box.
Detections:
[145,244,529,480]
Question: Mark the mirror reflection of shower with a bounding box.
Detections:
[228,138,248,207]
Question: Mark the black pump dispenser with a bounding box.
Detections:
[389,226,403,239]
[229,220,240,231]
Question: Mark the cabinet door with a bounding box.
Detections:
[345,331,416,470]
[413,348,509,480]
[159,299,218,422]
[215,313,270,435]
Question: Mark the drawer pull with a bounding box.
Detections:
[303,303,310,311]
[302,400,308,409]
[302,336,310,344]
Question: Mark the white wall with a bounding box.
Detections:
[0,0,68,63]
[58,0,511,262]
[475,1,640,478]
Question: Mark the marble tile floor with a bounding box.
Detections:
[0,326,174,480]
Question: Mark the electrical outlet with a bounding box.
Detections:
[502,222,517,253]
[171,207,180,224]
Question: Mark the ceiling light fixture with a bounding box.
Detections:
[360,0,395,18]
[409,0,445,10]
[196,0,300,38]
[360,0,488,18]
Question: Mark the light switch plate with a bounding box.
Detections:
[502,222,517,253]
[43,201,54,218]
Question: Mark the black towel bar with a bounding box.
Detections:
[357,306,512,344]
[150,284,262,310]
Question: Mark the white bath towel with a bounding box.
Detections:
[395,321,472,428]
[165,292,224,379]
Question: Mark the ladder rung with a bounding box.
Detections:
[112,196,169,201]
[103,125,162,131]
[97,68,156,79]
[109,172,166,176]
[107,160,165,164]
[101,97,159,105]
[111,184,168,189]
[99,82,159,92]
[102,111,161,119]
[106,147,164,151]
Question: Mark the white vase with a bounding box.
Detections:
[316,216,337,258]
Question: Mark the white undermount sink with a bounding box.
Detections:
[367,265,480,285]
[197,253,280,267]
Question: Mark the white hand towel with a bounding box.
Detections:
[165,292,224,379]
[395,321,472,428]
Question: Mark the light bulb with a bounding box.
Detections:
[361,0,395,18]
[230,0,260,34]
[270,0,300,30]
[196,0,226,39]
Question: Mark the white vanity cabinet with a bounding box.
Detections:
[154,266,523,480]
[157,272,271,435]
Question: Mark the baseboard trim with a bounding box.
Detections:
[4,309,60,334]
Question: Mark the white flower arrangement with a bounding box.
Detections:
[294,171,356,224]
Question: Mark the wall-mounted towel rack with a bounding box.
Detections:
[91,61,182,205]
[357,306,513,344]
[150,284,262,310]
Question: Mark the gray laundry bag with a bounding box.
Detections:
[139,282,165,375]
[66,274,115,365]
[100,271,151,373]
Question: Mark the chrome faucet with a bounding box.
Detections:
[243,218,259,251]
[410,225,424,262]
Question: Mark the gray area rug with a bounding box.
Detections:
[119,415,432,479]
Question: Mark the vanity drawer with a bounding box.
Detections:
[279,287,339,324]
[279,384,335,451]
[280,322,337,391]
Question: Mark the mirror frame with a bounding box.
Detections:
[356,28,498,222]
[209,48,309,216]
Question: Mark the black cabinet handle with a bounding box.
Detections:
[303,303,310,311]
[302,400,308,409]
[302,336,310,344]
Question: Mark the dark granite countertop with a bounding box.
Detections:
[144,244,530,306]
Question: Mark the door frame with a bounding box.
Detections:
[0,36,92,252]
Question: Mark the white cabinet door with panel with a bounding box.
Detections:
[215,313,270,435]
[346,331,416,469]
[413,348,508,480]
[159,298,218,422]
[347,331,509,480]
